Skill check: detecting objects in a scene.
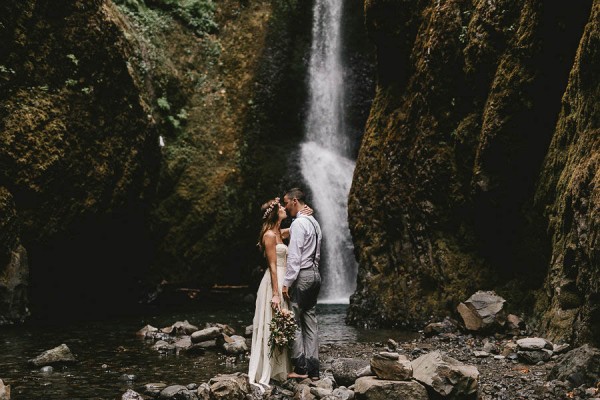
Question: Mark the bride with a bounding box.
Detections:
[248,197,310,390]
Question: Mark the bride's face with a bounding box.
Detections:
[278,204,287,220]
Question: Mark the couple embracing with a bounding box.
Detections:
[248,188,323,391]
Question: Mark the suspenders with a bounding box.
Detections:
[305,217,319,267]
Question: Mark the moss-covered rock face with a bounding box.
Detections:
[0,0,161,317]
[534,1,600,346]
[348,0,597,345]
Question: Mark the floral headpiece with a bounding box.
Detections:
[262,197,280,220]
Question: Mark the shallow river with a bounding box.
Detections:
[0,303,415,399]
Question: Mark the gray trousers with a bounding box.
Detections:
[290,265,321,378]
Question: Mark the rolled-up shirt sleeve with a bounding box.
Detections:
[284,219,306,287]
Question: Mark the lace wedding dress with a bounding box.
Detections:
[248,243,292,389]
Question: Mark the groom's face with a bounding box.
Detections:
[283,195,297,217]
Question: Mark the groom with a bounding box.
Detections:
[282,187,322,380]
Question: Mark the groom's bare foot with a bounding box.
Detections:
[287,372,308,379]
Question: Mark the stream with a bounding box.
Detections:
[0,303,416,399]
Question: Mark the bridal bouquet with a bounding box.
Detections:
[268,308,297,358]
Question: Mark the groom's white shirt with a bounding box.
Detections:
[283,214,322,288]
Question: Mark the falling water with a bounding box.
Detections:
[300,0,357,303]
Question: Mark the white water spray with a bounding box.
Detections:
[301,0,357,304]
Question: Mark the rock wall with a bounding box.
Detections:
[348,0,597,345]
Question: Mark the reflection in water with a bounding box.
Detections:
[0,304,415,399]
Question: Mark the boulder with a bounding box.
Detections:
[196,383,211,400]
[517,349,553,364]
[159,385,197,399]
[121,389,143,400]
[332,387,354,400]
[191,327,222,343]
[28,344,77,367]
[294,383,316,400]
[174,336,193,351]
[331,358,371,386]
[548,344,600,388]
[370,352,412,381]
[411,351,479,399]
[457,291,506,332]
[354,376,428,400]
[209,373,250,399]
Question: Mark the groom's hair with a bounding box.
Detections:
[285,188,306,204]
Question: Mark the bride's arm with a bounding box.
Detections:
[263,232,281,309]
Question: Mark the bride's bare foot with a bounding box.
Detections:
[287,372,308,379]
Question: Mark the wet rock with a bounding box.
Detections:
[28,344,77,367]
[172,320,199,336]
[548,344,600,388]
[153,340,176,353]
[120,374,136,381]
[174,336,192,351]
[457,291,506,332]
[209,373,249,399]
[370,352,412,381]
[411,351,479,399]
[122,389,143,400]
[184,343,207,356]
[221,335,248,355]
[386,339,398,351]
[0,379,10,400]
[159,384,197,399]
[423,317,459,337]
[191,327,222,343]
[354,376,428,400]
[136,324,158,337]
[141,383,167,397]
[40,366,53,373]
[331,358,371,386]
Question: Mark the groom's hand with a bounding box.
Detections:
[282,286,290,302]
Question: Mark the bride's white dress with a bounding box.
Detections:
[248,243,292,388]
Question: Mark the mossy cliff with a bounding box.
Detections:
[348,0,597,346]
[0,0,317,319]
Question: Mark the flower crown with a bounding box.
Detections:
[262,197,280,220]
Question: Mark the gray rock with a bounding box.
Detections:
[482,341,499,354]
[370,353,412,381]
[222,335,248,355]
[473,351,490,358]
[28,344,77,367]
[122,389,143,400]
[0,379,10,400]
[411,351,479,399]
[310,387,333,398]
[311,377,334,391]
[517,338,553,351]
[159,384,197,399]
[209,373,249,399]
[153,340,176,353]
[553,343,570,354]
[141,383,167,397]
[331,358,371,387]
[332,387,354,400]
[505,314,523,334]
[457,291,506,332]
[548,344,600,388]
[423,317,459,337]
[174,336,193,351]
[191,327,222,343]
[354,376,428,400]
[40,366,54,373]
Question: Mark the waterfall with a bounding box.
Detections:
[300,0,357,303]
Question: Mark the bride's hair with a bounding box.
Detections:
[257,198,281,254]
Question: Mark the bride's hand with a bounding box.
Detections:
[300,204,314,216]
[271,294,281,310]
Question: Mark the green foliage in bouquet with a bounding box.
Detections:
[268,308,297,358]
